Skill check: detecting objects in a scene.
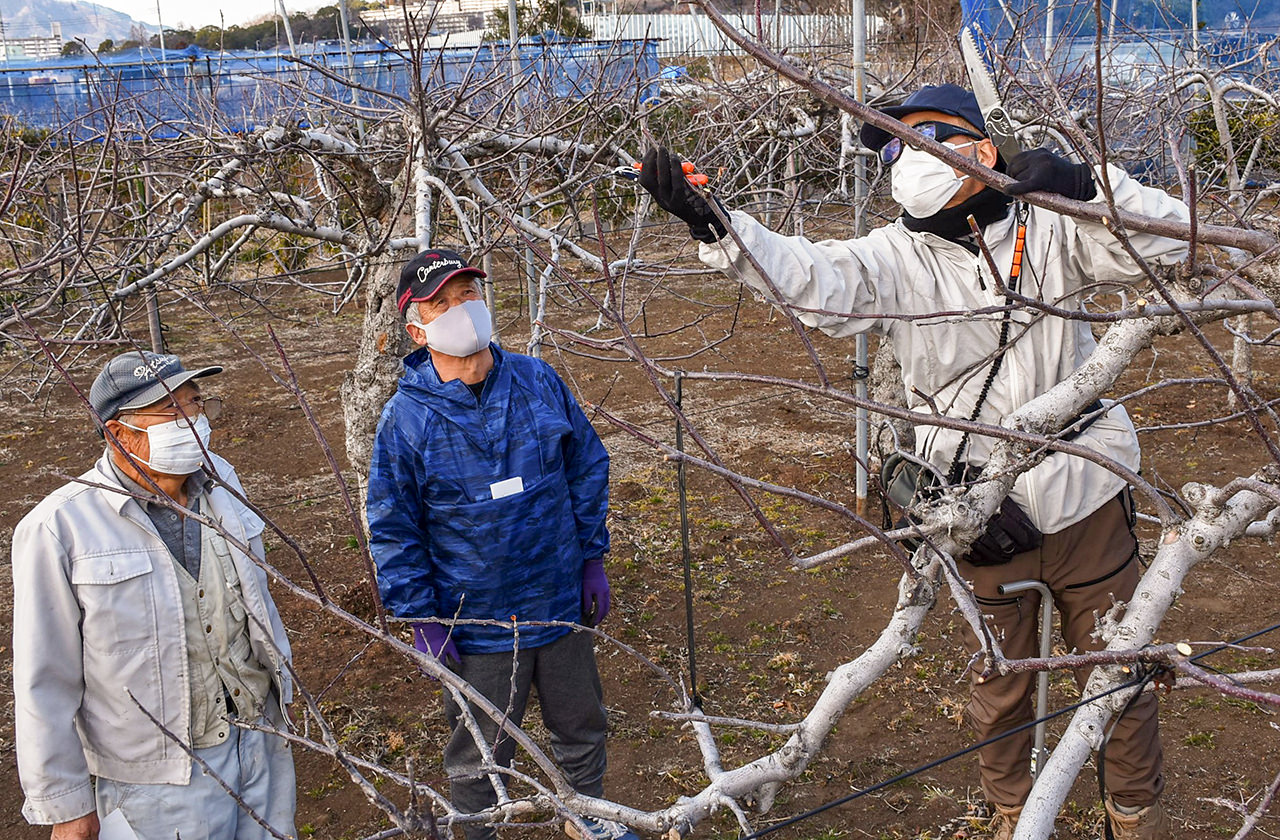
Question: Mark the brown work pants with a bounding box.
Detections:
[957,494,1165,810]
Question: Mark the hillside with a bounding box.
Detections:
[0,0,150,49]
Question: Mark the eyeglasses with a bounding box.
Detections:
[130,395,224,422]
[880,122,987,167]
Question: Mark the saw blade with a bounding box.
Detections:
[960,25,1021,162]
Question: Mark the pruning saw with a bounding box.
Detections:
[959,25,1021,162]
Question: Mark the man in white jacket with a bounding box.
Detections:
[638,85,1188,839]
[12,351,295,840]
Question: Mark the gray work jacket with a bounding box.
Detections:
[12,453,292,824]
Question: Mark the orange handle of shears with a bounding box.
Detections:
[632,160,710,187]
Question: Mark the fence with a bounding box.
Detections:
[581,13,882,60]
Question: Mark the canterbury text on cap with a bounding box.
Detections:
[397,249,486,315]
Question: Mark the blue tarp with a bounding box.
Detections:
[957,0,1278,182]
[960,0,1280,82]
[961,0,1280,41]
[0,39,661,138]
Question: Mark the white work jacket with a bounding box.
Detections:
[11,452,293,825]
[700,166,1190,534]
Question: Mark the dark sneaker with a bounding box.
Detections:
[564,816,641,840]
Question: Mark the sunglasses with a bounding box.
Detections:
[880,121,987,166]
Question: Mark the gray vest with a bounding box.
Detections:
[177,521,274,748]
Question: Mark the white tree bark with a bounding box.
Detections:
[1015,478,1280,839]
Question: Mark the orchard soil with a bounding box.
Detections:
[1,254,1278,840]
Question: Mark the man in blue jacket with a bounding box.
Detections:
[366,249,637,840]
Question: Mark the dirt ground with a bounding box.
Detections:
[1,253,1278,840]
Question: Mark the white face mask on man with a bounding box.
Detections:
[891,142,977,218]
[418,299,493,358]
[118,414,211,476]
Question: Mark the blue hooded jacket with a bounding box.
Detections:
[366,344,610,653]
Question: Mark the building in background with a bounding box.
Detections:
[2,22,63,62]
[359,1,500,40]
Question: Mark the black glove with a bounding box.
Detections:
[637,147,729,243]
[1006,148,1097,201]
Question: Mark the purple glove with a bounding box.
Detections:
[412,622,461,674]
[581,558,611,626]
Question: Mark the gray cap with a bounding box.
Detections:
[89,351,222,426]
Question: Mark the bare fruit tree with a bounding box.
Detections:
[4,2,1280,838]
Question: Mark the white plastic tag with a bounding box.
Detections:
[100,810,141,840]
[490,476,524,499]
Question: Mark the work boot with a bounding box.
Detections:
[988,803,1023,840]
[1105,798,1171,840]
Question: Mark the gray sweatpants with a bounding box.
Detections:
[94,702,296,840]
[443,629,608,840]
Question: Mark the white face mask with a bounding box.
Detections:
[419,299,493,358]
[891,142,976,218]
[119,414,211,476]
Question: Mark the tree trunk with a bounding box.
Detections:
[341,257,411,494]
[1229,312,1254,409]
[869,337,914,460]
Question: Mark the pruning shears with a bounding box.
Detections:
[614,159,710,187]
[959,25,1021,162]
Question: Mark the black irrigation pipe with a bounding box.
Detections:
[736,620,1280,839]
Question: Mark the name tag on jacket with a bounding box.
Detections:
[489,476,524,499]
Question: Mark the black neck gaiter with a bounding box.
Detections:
[901,188,1014,248]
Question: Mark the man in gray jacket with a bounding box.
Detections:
[12,351,295,840]
[639,85,1187,839]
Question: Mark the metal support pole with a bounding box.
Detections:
[337,0,365,135]
[1044,0,1056,60]
[675,372,701,709]
[997,579,1054,779]
[155,0,166,63]
[481,218,500,347]
[138,176,165,354]
[276,0,298,56]
[202,189,212,286]
[1190,0,1199,56]
[0,12,10,68]
[507,0,538,355]
[852,0,869,515]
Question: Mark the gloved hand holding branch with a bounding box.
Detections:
[1006,148,1097,201]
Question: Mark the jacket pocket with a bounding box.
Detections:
[209,531,242,587]
[71,551,159,653]
[227,595,248,623]
[426,471,582,630]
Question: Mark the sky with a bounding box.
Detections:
[96,0,322,32]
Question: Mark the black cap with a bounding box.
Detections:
[396,249,486,316]
[89,351,221,427]
[859,84,987,152]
